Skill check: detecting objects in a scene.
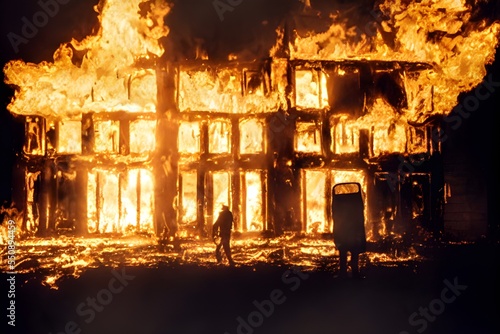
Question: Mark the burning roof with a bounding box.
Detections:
[3,0,500,123]
[273,0,500,121]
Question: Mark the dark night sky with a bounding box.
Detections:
[0,0,498,222]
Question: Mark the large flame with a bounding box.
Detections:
[3,0,170,119]
[282,0,500,119]
[178,66,285,114]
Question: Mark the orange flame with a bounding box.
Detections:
[3,0,170,119]
[278,0,500,119]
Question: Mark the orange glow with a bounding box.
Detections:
[295,121,322,153]
[130,119,156,154]
[94,120,120,153]
[209,120,231,154]
[211,171,231,225]
[3,0,170,119]
[178,67,282,114]
[295,69,329,109]
[239,118,264,154]
[2,0,499,255]
[302,170,327,234]
[179,171,197,226]
[242,171,264,232]
[58,120,82,154]
[3,234,424,289]
[331,116,359,154]
[87,168,154,235]
[357,98,408,155]
[285,0,500,121]
[178,121,201,154]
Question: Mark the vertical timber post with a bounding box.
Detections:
[74,164,87,235]
[155,61,179,239]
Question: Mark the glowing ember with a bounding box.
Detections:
[1,234,425,289]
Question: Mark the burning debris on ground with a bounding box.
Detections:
[1,231,430,290]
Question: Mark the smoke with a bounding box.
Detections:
[0,0,100,65]
[162,0,300,60]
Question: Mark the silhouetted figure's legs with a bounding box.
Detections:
[221,238,235,266]
[222,239,234,266]
[216,237,235,266]
[215,242,223,263]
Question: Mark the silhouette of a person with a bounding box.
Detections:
[212,205,235,266]
[332,183,366,278]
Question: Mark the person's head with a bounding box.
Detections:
[221,204,229,211]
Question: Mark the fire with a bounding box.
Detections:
[178,66,283,114]
[242,171,264,232]
[302,169,327,233]
[4,0,170,119]
[358,98,407,155]
[129,119,157,154]
[301,169,367,235]
[294,69,329,109]
[87,168,154,235]
[1,0,498,275]
[240,118,265,154]
[56,121,80,153]
[285,0,500,120]
[295,121,322,153]
[178,121,201,155]
[209,120,231,154]
[4,234,421,289]
[179,171,197,227]
[94,120,120,153]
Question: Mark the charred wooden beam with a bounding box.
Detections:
[289,59,434,72]
[74,165,87,235]
[136,169,141,233]
[154,62,179,238]
[119,119,130,156]
[199,167,209,235]
[231,171,242,231]
[37,158,56,237]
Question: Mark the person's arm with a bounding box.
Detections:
[212,217,220,238]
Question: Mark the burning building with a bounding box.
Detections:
[3,0,499,243]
